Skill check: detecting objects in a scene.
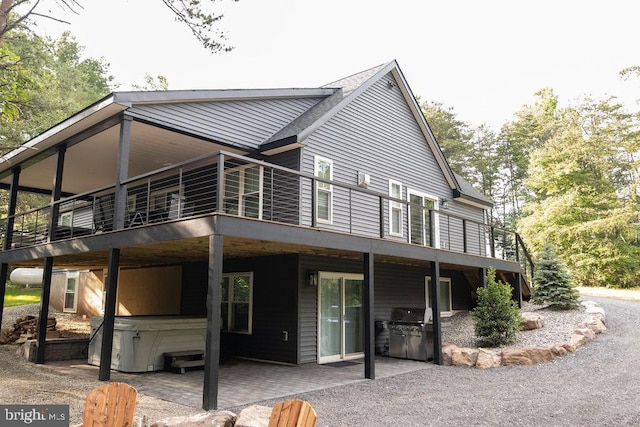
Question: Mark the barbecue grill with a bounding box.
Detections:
[387,307,434,361]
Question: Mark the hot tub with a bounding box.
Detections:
[88,315,207,372]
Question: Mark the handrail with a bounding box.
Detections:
[1,150,533,278]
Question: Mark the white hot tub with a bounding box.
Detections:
[88,315,207,372]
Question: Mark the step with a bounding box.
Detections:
[162,350,204,359]
[169,359,205,374]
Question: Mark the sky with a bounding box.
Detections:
[35,0,640,130]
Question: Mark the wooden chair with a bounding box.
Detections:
[268,399,317,427]
[83,382,138,427]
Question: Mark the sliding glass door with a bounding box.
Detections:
[318,272,364,364]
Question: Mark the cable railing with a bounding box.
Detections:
[0,150,534,281]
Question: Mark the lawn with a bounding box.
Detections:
[3,283,41,307]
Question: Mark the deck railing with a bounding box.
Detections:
[1,151,533,281]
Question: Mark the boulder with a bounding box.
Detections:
[582,316,607,334]
[549,344,568,357]
[451,348,478,367]
[475,348,502,369]
[521,312,544,330]
[235,405,272,427]
[570,333,591,348]
[442,342,459,366]
[585,306,606,325]
[151,411,237,427]
[501,347,554,365]
[574,328,596,340]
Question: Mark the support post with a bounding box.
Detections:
[35,257,54,364]
[48,146,66,242]
[99,248,121,381]
[0,167,21,329]
[363,252,375,379]
[114,115,132,230]
[203,234,223,411]
[429,261,443,365]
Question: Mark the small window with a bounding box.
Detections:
[64,271,80,313]
[389,180,403,236]
[425,276,452,317]
[314,156,333,223]
[60,212,73,227]
[221,272,253,334]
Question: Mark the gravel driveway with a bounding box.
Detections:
[239,296,640,426]
[1,297,638,426]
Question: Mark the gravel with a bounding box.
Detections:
[2,297,639,426]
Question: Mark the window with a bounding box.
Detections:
[63,271,79,313]
[60,212,73,227]
[150,186,181,211]
[315,156,333,223]
[221,272,253,333]
[425,276,452,316]
[408,190,438,247]
[389,180,403,236]
[224,165,263,219]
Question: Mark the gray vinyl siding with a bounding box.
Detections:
[129,98,322,149]
[440,202,487,256]
[300,73,453,237]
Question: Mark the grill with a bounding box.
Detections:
[387,307,434,361]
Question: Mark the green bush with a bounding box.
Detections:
[531,243,580,310]
[471,268,523,347]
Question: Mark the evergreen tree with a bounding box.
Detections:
[531,243,580,310]
[471,268,523,347]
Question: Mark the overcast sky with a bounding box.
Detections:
[37,0,640,130]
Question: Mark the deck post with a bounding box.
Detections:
[114,115,132,230]
[429,260,443,365]
[203,233,223,411]
[363,252,375,379]
[99,248,121,380]
[35,257,54,364]
[0,167,20,330]
[48,146,66,241]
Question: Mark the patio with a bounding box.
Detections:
[42,356,431,409]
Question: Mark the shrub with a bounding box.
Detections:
[472,267,523,347]
[531,243,580,310]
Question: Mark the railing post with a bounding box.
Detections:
[429,209,435,247]
[216,153,225,213]
[490,226,496,258]
[462,219,467,253]
[379,196,385,239]
[311,178,317,228]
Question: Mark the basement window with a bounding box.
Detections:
[221,272,253,334]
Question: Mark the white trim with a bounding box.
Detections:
[388,180,403,237]
[425,276,453,317]
[407,189,440,248]
[317,271,364,364]
[221,272,254,334]
[63,271,80,313]
[314,156,334,224]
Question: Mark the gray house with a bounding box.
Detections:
[0,60,532,410]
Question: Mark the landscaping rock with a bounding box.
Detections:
[521,312,544,330]
[451,347,478,367]
[441,342,458,366]
[549,344,569,357]
[501,347,554,365]
[582,316,607,334]
[235,405,271,427]
[585,306,606,325]
[475,348,502,369]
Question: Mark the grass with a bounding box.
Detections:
[3,283,41,307]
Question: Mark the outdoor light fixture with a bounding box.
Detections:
[439,197,450,209]
[306,271,318,286]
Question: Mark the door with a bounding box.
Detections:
[318,272,364,364]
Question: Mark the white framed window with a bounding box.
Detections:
[221,272,253,334]
[314,156,333,223]
[425,276,452,317]
[60,212,73,227]
[150,185,181,211]
[224,165,263,219]
[63,271,80,313]
[408,189,439,247]
[388,180,403,236]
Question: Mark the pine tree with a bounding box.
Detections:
[471,268,523,347]
[531,243,580,310]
